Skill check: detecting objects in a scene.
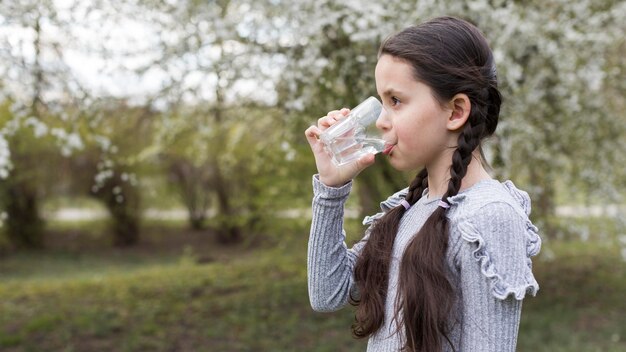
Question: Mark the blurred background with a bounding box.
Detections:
[0,0,624,351]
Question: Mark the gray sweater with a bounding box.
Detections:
[308,175,541,351]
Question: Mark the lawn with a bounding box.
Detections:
[0,218,624,351]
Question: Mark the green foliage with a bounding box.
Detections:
[158,103,306,243]
[519,240,626,352]
[0,101,64,249]
[67,102,163,246]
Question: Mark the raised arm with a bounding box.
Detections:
[307,175,368,312]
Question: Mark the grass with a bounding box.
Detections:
[0,217,625,351]
[519,239,626,352]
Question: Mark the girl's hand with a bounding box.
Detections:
[304,108,376,187]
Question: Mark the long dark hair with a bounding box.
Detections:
[351,17,501,351]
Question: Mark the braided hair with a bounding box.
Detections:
[351,17,501,352]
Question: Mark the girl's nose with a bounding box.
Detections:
[376,107,391,131]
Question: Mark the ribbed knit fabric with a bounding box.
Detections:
[308,175,541,351]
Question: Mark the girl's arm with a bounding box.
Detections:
[307,175,369,312]
[456,202,539,351]
[304,108,377,312]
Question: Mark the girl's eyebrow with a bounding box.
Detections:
[380,88,401,98]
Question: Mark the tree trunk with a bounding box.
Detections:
[212,161,241,244]
[1,16,47,249]
[210,70,242,244]
[3,181,44,249]
[167,158,210,231]
[107,198,140,247]
[92,173,141,247]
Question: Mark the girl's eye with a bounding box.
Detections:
[390,96,400,106]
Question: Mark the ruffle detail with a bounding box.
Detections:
[458,217,540,301]
[362,212,384,227]
[362,187,408,226]
[501,180,541,257]
[502,180,532,216]
[447,193,466,207]
[380,188,409,212]
[525,221,541,257]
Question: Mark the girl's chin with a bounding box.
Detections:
[388,153,420,172]
[387,154,407,170]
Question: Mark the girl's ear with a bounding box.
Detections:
[446,93,471,131]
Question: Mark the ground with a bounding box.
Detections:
[0,217,624,351]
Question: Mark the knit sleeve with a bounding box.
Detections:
[307,175,360,312]
[455,202,539,351]
[307,175,406,312]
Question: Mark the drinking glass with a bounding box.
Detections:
[319,97,387,166]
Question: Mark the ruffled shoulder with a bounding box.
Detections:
[502,180,532,216]
[458,217,540,300]
[452,181,541,300]
[362,187,409,226]
[501,181,541,256]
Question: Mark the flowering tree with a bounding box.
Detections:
[0,0,623,249]
[276,0,626,236]
[130,0,294,243]
[0,0,155,247]
[467,0,625,238]
[0,0,88,247]
[268,1,411,216]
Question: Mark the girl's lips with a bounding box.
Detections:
[382,144,395,155]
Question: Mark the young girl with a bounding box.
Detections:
[304,17,541,352]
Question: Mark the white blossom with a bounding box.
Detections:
[24,117,49,138]
[0,134,12,179]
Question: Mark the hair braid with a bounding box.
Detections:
[405,168,429,205]
[444,112,487,201]
[352,168,428,336]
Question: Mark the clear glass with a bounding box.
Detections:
[319,96,386,166]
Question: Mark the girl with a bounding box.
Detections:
[304,17,541,352]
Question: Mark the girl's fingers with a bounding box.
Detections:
[318,108,351,129]
[318,114,341,128]
[356,153,376,169]
[304,125,322,148]
[317,116,334,129]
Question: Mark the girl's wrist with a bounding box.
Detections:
[316,174,349,188]
[319,175,349,188]
[313,175,352,199]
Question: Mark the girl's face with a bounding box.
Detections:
[375,54,455,171]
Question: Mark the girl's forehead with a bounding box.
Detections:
[375,55,419,94]
[375,55,412,74]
